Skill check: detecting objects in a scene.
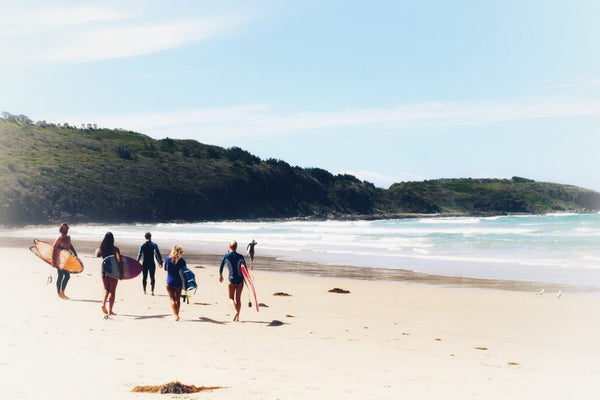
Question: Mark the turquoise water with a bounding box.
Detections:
[6,213,600,286]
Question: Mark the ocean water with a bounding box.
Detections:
[5,213,600,286]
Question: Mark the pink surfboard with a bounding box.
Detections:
[102,254,143,280]
[241,264,259,312]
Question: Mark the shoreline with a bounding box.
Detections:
[1,209,596,228]
[6,235,598,296]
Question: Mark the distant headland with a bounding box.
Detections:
[1,112,599,226]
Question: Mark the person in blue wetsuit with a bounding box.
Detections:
[219,240,249,322]
[137,232,163,295]
[164,244,185,321]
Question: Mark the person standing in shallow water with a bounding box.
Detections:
[164,245,185,321]
[246,239,257,268]
[137,232,163,295]
[52,223,78,299]
[219,241,249,322]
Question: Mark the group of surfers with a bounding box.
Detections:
[51,223,258,321]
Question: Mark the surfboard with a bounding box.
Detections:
[29,239,84,273]
[101,254,142,280]
[179,265,197,304]
[241,264,259,312]
[179,266,197,291]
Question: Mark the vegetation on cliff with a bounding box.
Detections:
[1,113,598,226]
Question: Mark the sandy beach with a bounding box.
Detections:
[2,240,600,399]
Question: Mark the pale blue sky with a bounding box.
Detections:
[2,0,599,190]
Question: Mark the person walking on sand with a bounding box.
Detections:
[52,223,78,299]
[137,232,163,295]
[164,245,185,321]
[219,241,249,322]
[95,232,123,316]
[246,239,257,267]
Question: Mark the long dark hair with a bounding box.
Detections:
[99,232,115,257]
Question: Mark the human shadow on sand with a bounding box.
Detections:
[194,317,227,325]
[120,314,172,320]
[70,298,102,304]
[231,320,287,327]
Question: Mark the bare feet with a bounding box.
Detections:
[174,315,180,321]
[233,313,240,322]
[109,311,117,316]
[58,291,69,299]
[102,305,108,315]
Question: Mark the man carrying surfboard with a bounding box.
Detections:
[219,241,250,322]
[52,223,78,299]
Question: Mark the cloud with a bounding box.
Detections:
[53,93,600,142]
[0,4,245,65]
[0,5,127,34]
[36,17,242,63]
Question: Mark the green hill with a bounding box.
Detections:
[1,113,599,226]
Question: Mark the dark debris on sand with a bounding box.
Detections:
[328,288,351,294]
[273,292,292,296]
[132,381,223,394]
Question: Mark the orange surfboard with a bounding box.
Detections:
[30,239,84,273]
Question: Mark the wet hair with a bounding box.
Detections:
[59,223,69,234]
[145,232,152,240]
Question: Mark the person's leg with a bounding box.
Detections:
[59,271,70,299]
[102,276,110,314]
[167,285,182,321]
[228,282,244,321]
[174,287,182,320]
[142,265,149,293]
[149,264,156,295]
[108,278,118,315]
[234,282,244,321]
[56,269,64,297]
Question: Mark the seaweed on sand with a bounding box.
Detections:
[132,381,223,394]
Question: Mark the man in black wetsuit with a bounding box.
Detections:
[137,232,163,295]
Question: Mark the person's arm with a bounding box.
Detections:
[219,257,225,282]
[115,247,124,279]
[70,244,78,257]
[154,243,163,266]
[51,238,60,268]
[136,244,143,262]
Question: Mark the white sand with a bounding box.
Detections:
[2,245,600,399]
